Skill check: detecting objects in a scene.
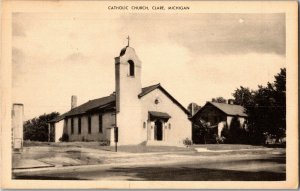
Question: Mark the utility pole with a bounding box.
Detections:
[114,93,118,152]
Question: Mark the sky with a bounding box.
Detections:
[12,13,286,120]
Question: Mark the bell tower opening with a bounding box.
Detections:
[128,60,135,76]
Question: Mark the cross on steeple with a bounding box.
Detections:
[127,35,130,47]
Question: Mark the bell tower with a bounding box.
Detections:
[115,38,143,145]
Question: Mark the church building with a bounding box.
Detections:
[50,44,191,146]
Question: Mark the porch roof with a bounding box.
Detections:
[149,111,171,119]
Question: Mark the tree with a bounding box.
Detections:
[24,112,60,142]
[211,97,227,103]
[232,86,255,107]
[187,102,201,115]
[232,68,286,144]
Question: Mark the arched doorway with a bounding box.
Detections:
[154,120,163,141]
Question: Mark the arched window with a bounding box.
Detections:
[128,60,135,76]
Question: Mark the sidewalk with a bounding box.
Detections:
[13,159,54,169]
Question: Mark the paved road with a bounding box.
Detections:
[13,150,285,181]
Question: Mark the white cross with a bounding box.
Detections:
[127,35,130,46]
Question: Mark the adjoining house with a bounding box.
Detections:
[50,45,191,145]
[48,113,67,142]
[191,100,247,144]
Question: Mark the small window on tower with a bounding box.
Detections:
[128,60,135,76]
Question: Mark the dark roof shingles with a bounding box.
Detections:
[65,95,115,117]
[208,101,247,117]
[138,83,161,98]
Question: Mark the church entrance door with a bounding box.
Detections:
[154,120,163,141]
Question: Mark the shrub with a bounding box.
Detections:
[60,133,69,142]
[215,136,225,144]
[183,138,192,147]
[99,139,110,146]
[220,117,250,144]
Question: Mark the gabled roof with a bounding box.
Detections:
[209,102,247,117]
[139,83,190,115]
[49,113,67,123]
[51,83,190,123]
[193,101,247,118]
[65,95,115,117]
[50,95,116,122]
[139,83,161,97]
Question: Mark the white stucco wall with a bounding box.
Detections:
[226,116,233,128]
[65,112,115,142]
[226,116,246,129]
[140,89,191,145]
[54,120,64,142]
[217,121,226,137]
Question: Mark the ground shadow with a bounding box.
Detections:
[104,166,286,181]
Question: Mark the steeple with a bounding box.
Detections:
[120,36,131,56]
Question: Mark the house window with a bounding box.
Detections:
[99,114,103,133]
[128,60,135,76]
[78,117,81,134]
[71,118,74,134]
[88,116,92,134]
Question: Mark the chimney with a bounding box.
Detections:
[228,99,234,105]
[191,103,196,116]
[71,95,77,109]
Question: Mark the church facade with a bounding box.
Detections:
[50,45,191,146]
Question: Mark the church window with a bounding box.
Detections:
[88,116,92,134]
[143,122,146,129]
[99,114,103,133]
[169,123,171,129]
[78,117,81,134]
[128,60,135,76]
[71,118,74,134]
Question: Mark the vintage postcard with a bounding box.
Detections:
[0,0,298,189]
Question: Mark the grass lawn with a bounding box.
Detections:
[97,145,194,153]
[23,141,195,153]
[23,141,276,153]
